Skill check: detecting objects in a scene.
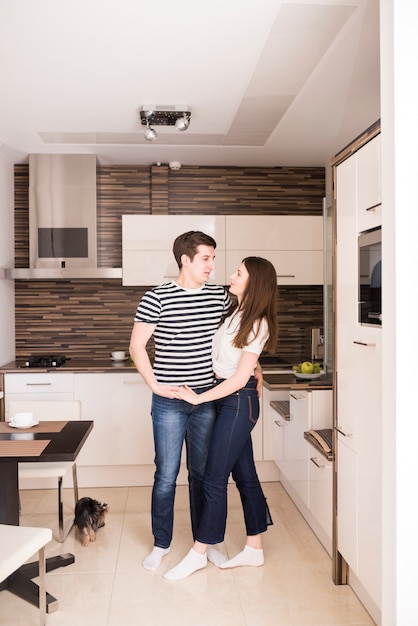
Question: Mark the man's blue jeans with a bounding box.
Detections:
[195,377,268,545]
[150,388,216,549]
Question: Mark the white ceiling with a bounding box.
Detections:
[0,0,380,167]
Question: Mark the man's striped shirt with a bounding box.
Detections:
[134,281,231,388]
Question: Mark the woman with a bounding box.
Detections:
[164,256,278,580]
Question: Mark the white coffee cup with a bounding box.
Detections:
[12,412,34,427]
[111,350,126,361]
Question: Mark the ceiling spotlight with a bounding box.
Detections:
[144,123,157,142]
[175,113,190,131]
[139,107,191,142]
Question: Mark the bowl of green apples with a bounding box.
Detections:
[292,361,324,379]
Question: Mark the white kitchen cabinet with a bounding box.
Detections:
[336,439,358,569]
[122,215,226,285]
[287,389,333,510]
[272,414,285,468]
[226,250,323,285]
[264,384,333,552]
[74,372,154,466]
[357,134,381,232]
[335,133,382,615]
[226,215,324,285]
[122,214,324,286]
[308,451,332,546]
[226,215,323,250]
[4,372,74,420]
[288,391,311,507]
[262,387,289,462]
[336,332,382,607]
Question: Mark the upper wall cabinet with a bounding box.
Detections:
[356,134,381,232]
[122,214,323,286]
[226,215,324,285]
[122,215,226,286]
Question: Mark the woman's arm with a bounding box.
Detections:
[173,351,260,405]
[253,360,264,398]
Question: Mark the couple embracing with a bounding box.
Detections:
[129,230,277,580]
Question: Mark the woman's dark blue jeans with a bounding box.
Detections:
[195,376,268,545]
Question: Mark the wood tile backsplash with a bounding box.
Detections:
[15,281,323,364]
[13,163,325,363]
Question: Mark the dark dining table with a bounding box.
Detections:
[0,419,93,613]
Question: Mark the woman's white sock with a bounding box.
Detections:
[143,546,171,571]
[219,545,264,569]
[207,545,227,566]
[164,548,207,580]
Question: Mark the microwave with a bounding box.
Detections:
[358,227,382,326]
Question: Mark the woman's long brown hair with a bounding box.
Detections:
[230,256,278,354]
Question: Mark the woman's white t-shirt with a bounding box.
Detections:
[212,311,269,379]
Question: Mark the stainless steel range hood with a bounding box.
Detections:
[9,154,121,279]
[29,154,97,270]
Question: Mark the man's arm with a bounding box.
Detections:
[129,322,178,398]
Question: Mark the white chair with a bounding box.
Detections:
[0,524,52,626]
[9,400,81,542]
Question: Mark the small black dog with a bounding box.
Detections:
[74,497,108,547]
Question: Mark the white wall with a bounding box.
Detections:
[0,152,15,366]
[380,1,418,624]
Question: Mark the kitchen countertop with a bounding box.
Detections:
[0,359,139,373]
[262,372,332,390]
[0,361,333,390]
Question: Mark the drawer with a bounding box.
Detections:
[5,373,74,394]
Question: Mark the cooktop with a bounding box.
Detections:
[23,355,67,368]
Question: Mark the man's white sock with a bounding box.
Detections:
[143,546,171,571]
[164,548,207,580]
[219,545,264,569]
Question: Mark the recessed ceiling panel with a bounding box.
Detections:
[226,3,357,146]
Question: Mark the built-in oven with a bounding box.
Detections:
[358,226,382,326]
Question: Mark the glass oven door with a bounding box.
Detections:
[358,227,382,326]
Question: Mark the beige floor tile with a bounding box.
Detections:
[1,482,376,626]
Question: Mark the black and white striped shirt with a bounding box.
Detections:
[134,281,231,388]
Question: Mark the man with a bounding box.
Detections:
[130,230,233,571]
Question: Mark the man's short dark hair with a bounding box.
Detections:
[173,231,217,269]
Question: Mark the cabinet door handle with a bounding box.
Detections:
[277,274,296,278]
[274,420,284,427]
[335,426,352,437]
[366,202,381,211]
[353,341,376,347]
[25,383,52,386]
[310,457,325,468]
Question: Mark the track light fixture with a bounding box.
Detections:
[144,122,157,142]
[139,106,191,141]
[175,113,190,131]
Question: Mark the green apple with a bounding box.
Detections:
[301,361,315,374]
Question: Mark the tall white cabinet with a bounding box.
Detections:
[334,127,382,624]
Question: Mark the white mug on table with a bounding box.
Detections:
[12,412,34,427]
